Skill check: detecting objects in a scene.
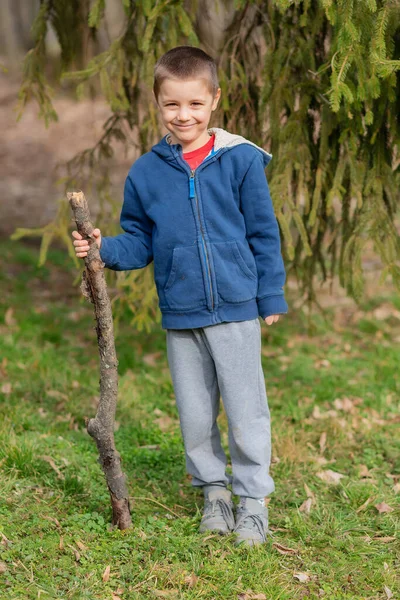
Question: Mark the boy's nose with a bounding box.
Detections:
[177,107,190,121]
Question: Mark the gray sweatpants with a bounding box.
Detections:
[166,318,274,498]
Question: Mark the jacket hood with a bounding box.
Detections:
[151,127,272,167]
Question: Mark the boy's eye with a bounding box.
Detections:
[164,102,203,107]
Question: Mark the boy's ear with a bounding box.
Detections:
[212,88,221,111]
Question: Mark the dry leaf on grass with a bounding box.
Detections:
[333,397,356,412]
[5,308,16,327]
[43,515,61,528]
[153,591,178,598]
[299,497,313,514]
[143,351,163,367]
[384,586,393,599]
[238,593,266,600]
[393,482,400,494]
[278,355,292,364]
[67,311,81,322]
[304,483,316,500]
[0,358,7,379]
[272,542,297,555]
[1,534,11,548]
[0,561,7,573]
[373,305,394,321]
[293,572,309,583]
[46,389,69,401]
[358,464,373,478]
[67,545,80,562]
[312,456,330,465]
[375,502,394,514]
[319,432,327,453]
[1,382,12,395]
[312,406,338,420]
[184,574,199,588]
[76,540,87,550]
[112,595,122,600]
[154,415,175,432]
[316,470,345,484]
[312,406,321,419]
[373,536,396,542]
[102,565,111,582]
[314,359,331,369]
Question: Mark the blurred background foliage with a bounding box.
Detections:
[5,0,400,331]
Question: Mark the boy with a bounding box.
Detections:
[72,46,288,546]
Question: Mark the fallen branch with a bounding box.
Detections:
[67,190,132,530]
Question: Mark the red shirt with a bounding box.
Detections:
[183,134,215,170]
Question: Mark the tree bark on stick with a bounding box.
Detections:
[67,190,132,530]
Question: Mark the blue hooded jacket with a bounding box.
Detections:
[100,127,288,329]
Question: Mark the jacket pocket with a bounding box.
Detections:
[163,245,207,310]
[211,240,257,303]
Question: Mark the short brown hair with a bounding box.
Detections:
[153,46,219,100]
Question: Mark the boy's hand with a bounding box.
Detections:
[264,315,280,326]
[72,228,102,258]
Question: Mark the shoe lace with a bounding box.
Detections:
[236,513,267,541]
[207,498,235,530]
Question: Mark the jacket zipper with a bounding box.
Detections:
[190,169,214,311]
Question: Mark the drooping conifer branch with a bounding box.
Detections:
[67,190,132,530]
[15,1,400,323]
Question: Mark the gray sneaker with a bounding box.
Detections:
[234,497,269,546]
[199,486,235,534]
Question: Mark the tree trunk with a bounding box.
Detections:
[194,0,236,57]
[68,191,132,530]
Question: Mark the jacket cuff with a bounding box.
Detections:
[99,237,115,268]
[257,294,288,319]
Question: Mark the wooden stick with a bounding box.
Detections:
[67,190,132,530]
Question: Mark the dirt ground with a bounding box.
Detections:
[0,69,136,236]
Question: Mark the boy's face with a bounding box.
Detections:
[156,77,221,151]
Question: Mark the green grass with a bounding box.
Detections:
[0,239,399,599]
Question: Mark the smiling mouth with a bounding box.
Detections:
[174,124,195,128]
